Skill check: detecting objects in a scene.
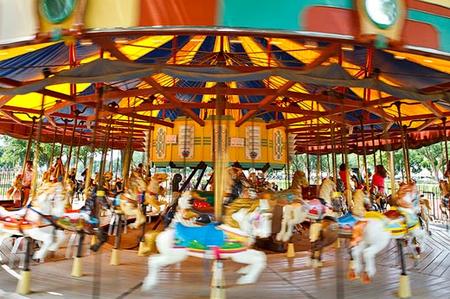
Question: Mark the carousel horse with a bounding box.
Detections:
[54,184,109,252]
[144,173,169,213]
[337,189,368,237]
[293,179,360,268]
[438,180,450,229]
[0,182,67,260]
[349,182,425,283]
[5,174,23,206]
[418,194,432,235]
[269,170,308,243]
[115,170,148,229]
[141,191,271,291]
[318,178,348,217]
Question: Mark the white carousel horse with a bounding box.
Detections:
[0,182,67,260]
[275,176,345,243]
[142,192,271,291]
[349,182,426,283]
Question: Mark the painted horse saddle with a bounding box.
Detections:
[0,216,36,231]
[174,222,246,253]
[304,199,327,220]
[361,207,419,237]
[337,212,359,236]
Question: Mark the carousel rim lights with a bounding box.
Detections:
[304,41,318,49]
[114,37,129,44]
[230,39,242,44]
[394,55,406,60]
[79,39,93,46]
[342,44,354,51]
[424,58,433,63]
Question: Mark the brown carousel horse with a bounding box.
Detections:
[115,170,168,229]
[438,180,450,230]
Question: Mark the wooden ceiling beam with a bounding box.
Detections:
[97,37,205,126]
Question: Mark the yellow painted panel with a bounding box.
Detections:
[85,0,139,29]
[0,42,57,61]
[385,50,450,74]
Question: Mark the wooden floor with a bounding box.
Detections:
[0,226,449,299]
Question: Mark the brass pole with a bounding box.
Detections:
[306,152,311,185]
[331,124,337,183]
[74,131,83,175]
[442,118,448,166]
[122,114,134,188]
[48,126,58,169]
[341,108,352,205]
[285,128,291,185]
[59,119,69,158]
[30,93,46,200]
[371,125,377,167]
[360,118,369,190]
[395,102,411,182]
[98,115,113,192]
[214,87,227,221]
[84,87,103,199]
[65,111,79,177]
[22,118,36,176]
[389,151,396,194]
[316,110,321,184]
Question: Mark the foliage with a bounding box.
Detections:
[0,135,90,170]
[290,142,448,183]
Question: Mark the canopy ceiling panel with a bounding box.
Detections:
[0,1,448,155]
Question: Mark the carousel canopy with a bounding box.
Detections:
[0,0,449,155]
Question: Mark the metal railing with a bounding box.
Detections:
[0,168,18,201]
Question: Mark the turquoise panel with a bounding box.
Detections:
[220,0,352,31]
[408,9,450,53]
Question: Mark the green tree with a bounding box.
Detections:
[0,135,91,171]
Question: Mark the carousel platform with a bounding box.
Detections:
[0,225,449,299]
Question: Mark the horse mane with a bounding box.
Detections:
[319,178,335,203]
[391,182,416,208]
[352,189,366,217]
[291,170,308,190]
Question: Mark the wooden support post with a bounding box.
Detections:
[65,111,79,176]
[395,102,411,182]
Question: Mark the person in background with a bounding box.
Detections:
[22,160,33,203]
[371,165,387,194]
[339,163,349,191]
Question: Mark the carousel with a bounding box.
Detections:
[0,1,449,298]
